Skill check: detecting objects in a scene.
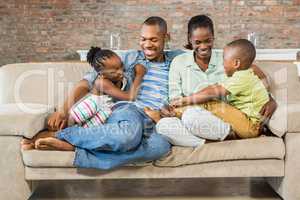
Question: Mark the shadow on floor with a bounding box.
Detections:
[29,178,281,200]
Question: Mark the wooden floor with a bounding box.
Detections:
[29,178,282,200]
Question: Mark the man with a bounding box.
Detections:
[22,16,183,169]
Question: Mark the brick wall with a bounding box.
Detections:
[0,0,299,65]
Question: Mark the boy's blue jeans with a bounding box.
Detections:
[56,103,171,169]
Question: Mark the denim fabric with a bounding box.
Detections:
[57,104,143,152]
[56,103,171,169]
[73,132,170,170]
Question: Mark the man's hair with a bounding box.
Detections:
[226,39,256,69]
[143,16,167,34]
[185,15,214,49]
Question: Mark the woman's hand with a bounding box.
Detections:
[47,111,68,131]
[259,97,277,124]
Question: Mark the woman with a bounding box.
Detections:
[151,15,277,147]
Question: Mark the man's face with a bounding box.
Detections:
[139,24,166,61]
[189,27,214,60]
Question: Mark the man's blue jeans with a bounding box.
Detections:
[56,103,171,169]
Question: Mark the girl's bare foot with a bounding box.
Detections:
[144,107,162,123]
[35,137,75,151]
[21,130,57,150]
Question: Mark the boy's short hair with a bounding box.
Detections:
[143,16,167,34]
[226,39,256,69]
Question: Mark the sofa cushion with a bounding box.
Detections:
[2,61,299,133]
[155,136,284,167]
[0,103,53,138]
[22,150,75,167]
[268,101,287,137]
[25,160,284,179]
[287,101,300,133]
[256,61,300,133]
[0,62,90,108]
[22,136,284,168]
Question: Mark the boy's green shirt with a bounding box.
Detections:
[221,68,269,122]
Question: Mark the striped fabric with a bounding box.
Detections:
[134,62,169,110]
[83,50,185,111]
[70,94,113,128]
[82,111,111,128]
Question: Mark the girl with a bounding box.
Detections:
[69,46,146,128]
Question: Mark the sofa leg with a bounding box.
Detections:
[0,136,33,200]
[266,133,300,200]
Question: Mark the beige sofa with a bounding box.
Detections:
[0,61,300,200]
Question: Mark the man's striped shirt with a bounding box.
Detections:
[83,50,184,110]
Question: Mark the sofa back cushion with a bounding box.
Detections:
[0,62,90,109]
[255,61,300,134]
[1,60,299,133]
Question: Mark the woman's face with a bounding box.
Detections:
[189,27,214,60]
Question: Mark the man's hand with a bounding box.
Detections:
[47,111,68,131]
[259,97,277,124]
[170,97,188,108]
[160,105,177,117]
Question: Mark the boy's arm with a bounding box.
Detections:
[94,64,146,101]
[251,64,277,120]
[251,64,270,91]
[170,84,229,107]
[48,79,90,130]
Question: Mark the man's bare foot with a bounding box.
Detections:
[144,107,162,123]
[21,138,33,144]
[21,130,57,150]
[21,143,35,150]
[35,137,75,151]
[21,138,36,150]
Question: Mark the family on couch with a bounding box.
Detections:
[21,15,277,170]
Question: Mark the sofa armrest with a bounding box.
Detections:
[0,103,54,138]
[0,136,33,199]
[267,132,300,200]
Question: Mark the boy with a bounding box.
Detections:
[146,39,269,140]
